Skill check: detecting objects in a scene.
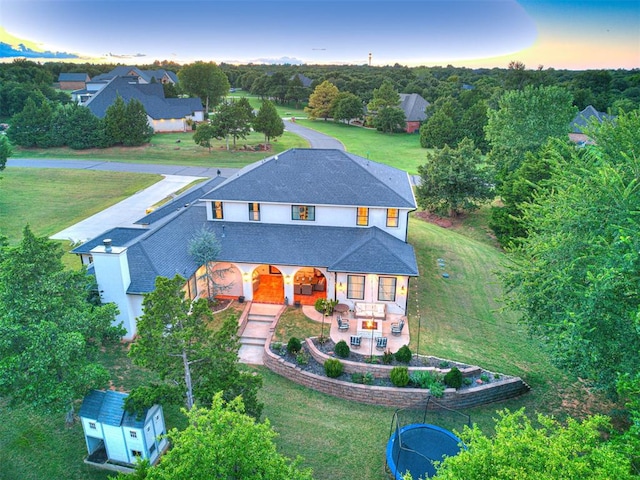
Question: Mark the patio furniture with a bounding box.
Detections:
[376,336,388,351]
[350,335,361,348]
[337,316,350,331]
[300,284,313,295]
[354,302,386,319]
[391,320,405,336]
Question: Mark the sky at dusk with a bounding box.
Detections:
[0,0,638,70]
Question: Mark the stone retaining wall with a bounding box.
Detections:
[263,340,530,409]
[305,338,483,379]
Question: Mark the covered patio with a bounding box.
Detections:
[301,305,409,354]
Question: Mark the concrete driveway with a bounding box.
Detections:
[50,174,204,243]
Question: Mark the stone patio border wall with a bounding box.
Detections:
[263,338,530,409]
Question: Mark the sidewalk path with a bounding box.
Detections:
[284,120,345,150]
[50,174,203,243]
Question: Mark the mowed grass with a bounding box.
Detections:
[0,168,161,244]
[13,130,308,167]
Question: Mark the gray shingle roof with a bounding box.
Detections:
[399,93,429,122]
[202,149,416,208]
[59,72,89,82]
[571,105,614,133]
[135,176,226,226]
[71,227,148,254]
[85,77,202,120]
[125,203,418,294]
[79,390,147,428]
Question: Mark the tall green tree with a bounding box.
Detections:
[128,275,262,417]
[0,226,123,423]
[193,122,216,152]
[485,85,576,246]
[419,99,460,148]
[373,106,406,133]
[61,103,109,150]
[367,79,400,113]
[503,111,640,394]
[178,61,230,113]
[432,409,634,480]
[7,97,52,147]
[331,91,363,124]
[104,94,128,146]
[122,393,312,480]
[187,227,231,301]
[124,98,154,146]
[209,98,254,150]
[305,80,339,120]
[416,138,493,217]
[253,99,284,143]
[0,135,12,173]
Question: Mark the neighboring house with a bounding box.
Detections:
[84,76,204,133]
[399,93,430,133]
[97,66,178,85]
[79,390,167,469]
[58,72,90,90]
[73,149,419,340]
[290,73,314,88]
[569,105,614,145]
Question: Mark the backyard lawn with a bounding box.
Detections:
[0,108,612,479]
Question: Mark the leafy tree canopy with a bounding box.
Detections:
[305,80,339,120]
[503,109,640,394]
[253,99,284,143]
[0,226,123,422]
[416,137,494,217]
[178,61,230,113]
[121,393,312,480]
[432,409,634,480]
[128,275,262,417]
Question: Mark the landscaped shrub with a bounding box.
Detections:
[324,358,343,378]
[287,337,302,355]
[390,366,410,387]
[410,370,442,389]
[381,349,394,365]
[428,382,445,398]
[395,345,412,364]
[334,340,350,358]
[351,372,374,385]
[444,367,463,389]
[480,373,490,383]
[296,350,309,365]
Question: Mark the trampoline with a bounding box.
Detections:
[385,399,468,480]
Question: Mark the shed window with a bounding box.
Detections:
[89,422,96,430]
[130,431,137,439]
[131,450,142,457]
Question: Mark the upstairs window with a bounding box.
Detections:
[213,201,224,220]
[347,275,365,300]
[386,208,399,227]
[356,207,369,226]
[378,277,397,302]
[292,205,315,221]
[249,202,260,221]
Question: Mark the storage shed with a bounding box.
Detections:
[79,390,167,469]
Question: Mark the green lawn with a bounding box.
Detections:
[13,130,308,167]
[295,119,429,174]
[0,168,161,244]
[0,107,608,479]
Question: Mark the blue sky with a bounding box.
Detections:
[0,0,638,69]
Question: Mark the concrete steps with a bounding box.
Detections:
[238,304,280,365]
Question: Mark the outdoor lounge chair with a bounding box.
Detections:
[391,320,405,336]
[376,336,388,351]
[337,315,350,331]
[350,335,361,348]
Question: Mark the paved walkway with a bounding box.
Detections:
[50,174,203,243]
[238,303,284,365]
[284,120,345,150]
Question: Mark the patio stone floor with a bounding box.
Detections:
[301,306,410,354]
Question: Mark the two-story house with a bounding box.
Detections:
[74,149,418,340]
